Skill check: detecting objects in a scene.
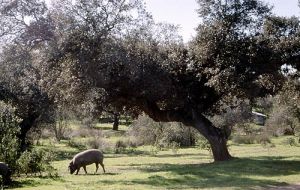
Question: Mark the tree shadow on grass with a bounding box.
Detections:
[8,176,64,189]
[82,172,118,176]
[101,156,300,189]
[8,179,40,189]
[153,152,209,158]
[107,149,208,159]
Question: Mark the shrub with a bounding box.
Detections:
[50,121,72,142]
[114,140,128,154]
[283,137,298,146]
[127,115,158,146]
[67,139,86,150]
[256,134,271,144]
[196,136,211,152]
[232,135,256,144]
[83,128,115,152]
[81,116,96,128]
[86,137,111,151]
[265,80,300,136]
[234,123,263,135]
[170,141,180,154]
[72,127,95,138]
[128,115,199,148]
[0,101,22,173]
[127,138,138,148]
[16,148,56,176]
[232,133,272,145]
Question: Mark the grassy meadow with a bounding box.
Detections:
[7,123,300,190]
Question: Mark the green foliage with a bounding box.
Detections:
[0,101,21,172]
[232,134,271,145]
[232,135,256,144]
[16,148,56,176]
[266,80,300,136]
[1,0,299,164]
[196,136,211,152]
[114,140,128,154]
[128,115,199,148]
[66,139,86,150]
[234,123,263,136]
[283,137,299,147]
[0,102,57,176]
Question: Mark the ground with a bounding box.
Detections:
[5,124,300,190]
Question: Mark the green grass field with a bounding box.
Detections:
[7,124,300,190]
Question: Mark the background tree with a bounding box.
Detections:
[266,79,300,136]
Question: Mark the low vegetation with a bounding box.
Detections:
[2,120,299,190]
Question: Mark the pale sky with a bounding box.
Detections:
[145,0,300,42]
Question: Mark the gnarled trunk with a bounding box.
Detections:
[142,101,232,162]
[192,112,232,161]
[18,113,39,151]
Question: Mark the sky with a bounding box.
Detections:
[145,0,300,42]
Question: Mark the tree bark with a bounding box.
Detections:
[18,113,39,151]
[112,113,119,131]
[191,111,232,161]
[208,137,232,161]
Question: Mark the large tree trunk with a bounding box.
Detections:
[192,112,232,161]
[112,113,120,131]
[18,113,39,151]
[208,137,231,161]
[142,101,232,162]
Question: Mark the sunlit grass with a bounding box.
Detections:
[8,135,300,190]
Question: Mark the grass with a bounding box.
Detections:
[7,130,300,189]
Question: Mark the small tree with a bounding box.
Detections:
[50,106,72,142]
[266,79,300,135]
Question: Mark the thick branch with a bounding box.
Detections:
[141,100,193,126]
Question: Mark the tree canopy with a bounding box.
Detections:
[0,0,299,161]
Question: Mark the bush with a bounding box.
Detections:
[232,133,271,145]
[128,115,199,148]
[127,115,158,146]
[283,137,298,146]
[114,140,128,154]
[256,134,271,144]
[234,123,263,136]
[196,136,211,152]
[67,139,86,150]
[170,141,180,154]
[265,80,300,136]
[232,135,256,144]
[86,137,112,151]
[0,101,22,173]
[0,102,57,177]
[16,148,56,176]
